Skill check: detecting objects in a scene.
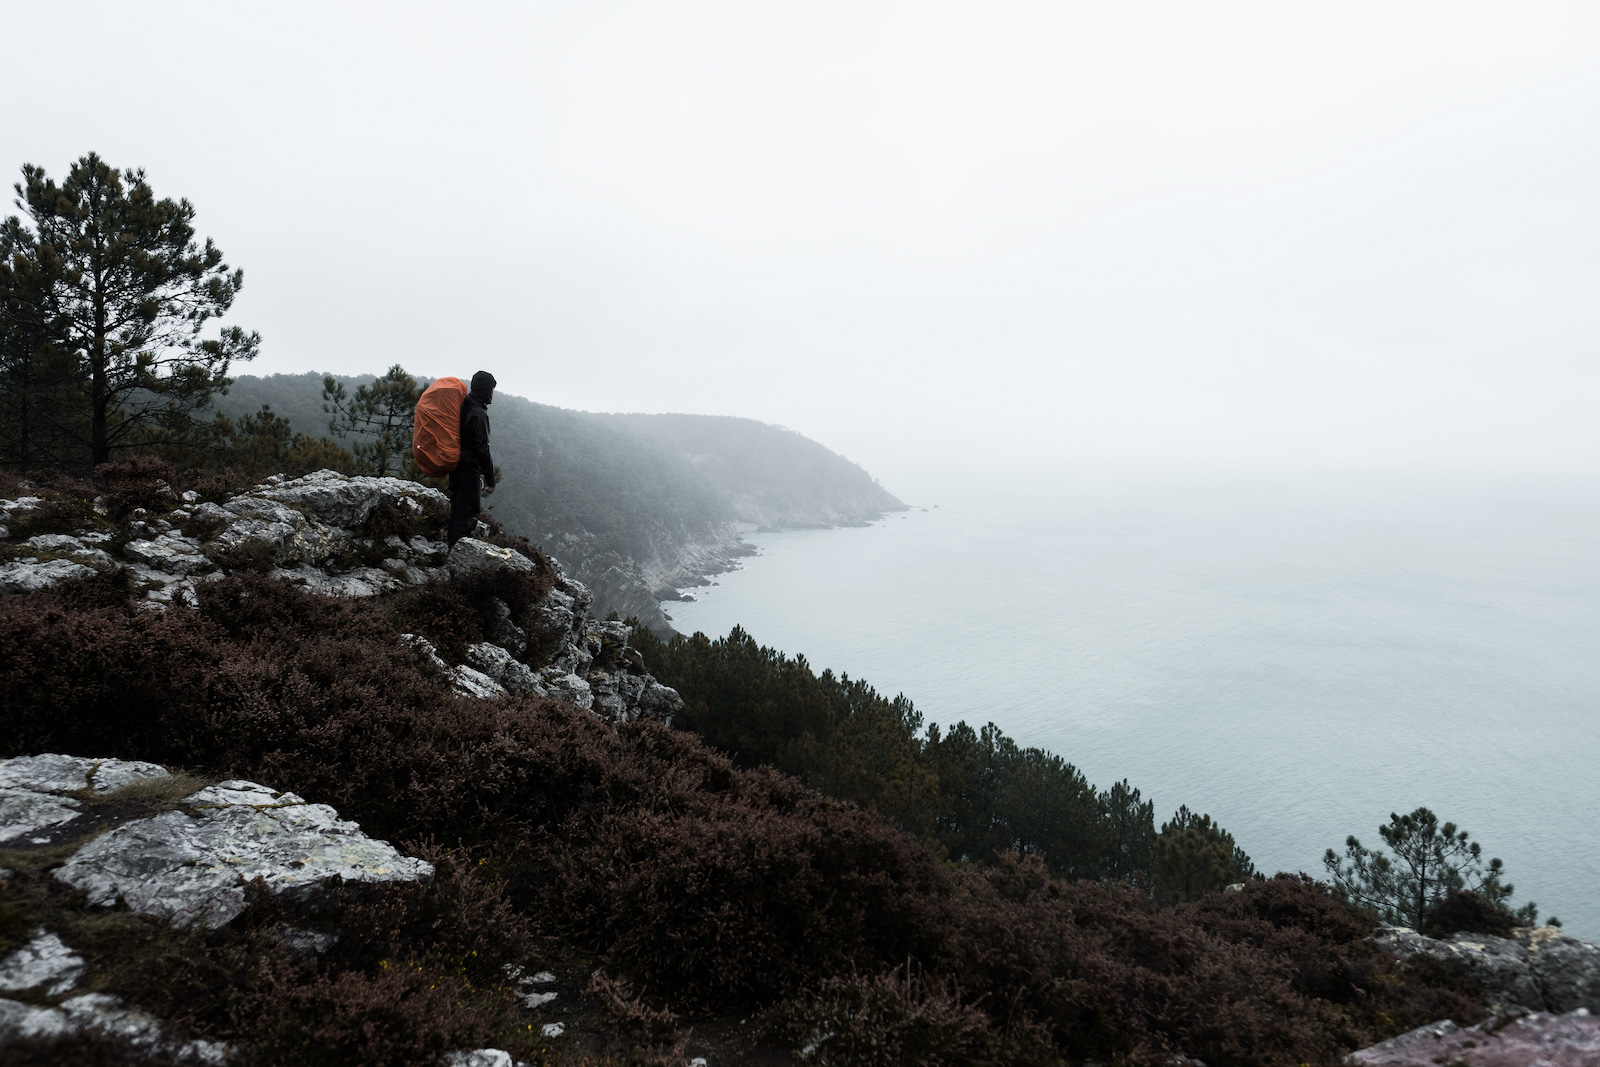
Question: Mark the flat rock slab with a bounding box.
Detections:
[0,557,97,594]
[0,930,83,997]
[1347,1008,1600,1065]
[0,992,226,1063]
[54,779,433,929]
[0,755,170,845]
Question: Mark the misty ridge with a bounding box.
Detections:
[210,371,905,632]
[1,155,1586,1055]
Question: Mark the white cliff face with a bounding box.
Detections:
[0,469,684,725]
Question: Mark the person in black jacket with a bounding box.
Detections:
[447,370,498,547]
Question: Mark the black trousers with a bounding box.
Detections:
[446,468,482,546]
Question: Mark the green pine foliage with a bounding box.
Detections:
[632,625,1205,887]
[1155,805,1258,904]
[0,153,259,469]
[1324,806,1550,930]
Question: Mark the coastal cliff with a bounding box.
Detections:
[210,375,906,633]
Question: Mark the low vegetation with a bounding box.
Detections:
[2,558,1487,1065]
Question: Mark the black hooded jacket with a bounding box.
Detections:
[458,375,495,487]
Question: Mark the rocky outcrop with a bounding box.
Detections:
[1,754,433,930]
[1374,923,1600,1014]
[0,470,684,725]
[0,752,442,1061]
[0,754,170,845]
[1347,1008,1600,1065]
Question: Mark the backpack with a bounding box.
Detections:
[412,377,470,476]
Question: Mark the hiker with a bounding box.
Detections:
[447,370,497,547]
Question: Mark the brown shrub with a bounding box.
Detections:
[95,457,178,521]
[0,574,1491,1066]
[1422,889,1523,940]
[763,965,998,1067]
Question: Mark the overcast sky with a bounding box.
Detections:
[4,2,1598,479]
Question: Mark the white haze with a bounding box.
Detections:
[3,2,1598,481]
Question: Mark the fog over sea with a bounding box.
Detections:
[666,471,1600,938]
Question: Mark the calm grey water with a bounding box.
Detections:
[666,471,1600,938]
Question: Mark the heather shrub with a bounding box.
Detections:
[763,965,997,1067]
[95,456,179,521]
[587,971,685,1055]
[1421,888,1523,940]
[0,574,1495,1065]
[0,1031,196,1065]
[549,768,952,1007]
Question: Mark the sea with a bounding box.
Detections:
[665,471,1600,939]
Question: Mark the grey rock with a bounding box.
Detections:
[0,929,84,996]
[1,753,169,795]
[55,778,433,929]
[277,924,339,959]
[402,633,449,671]
[0,996,69,1039]
[0,790,83,845]
[452,665,509,700]
[0,991,229,1063]
[22,533,114,567]
[223,496,308,526]
[1376,925,1543,1012]
[0,557,97,593]
[271,564,402,598]
[588,671,628,721]
[486,597,528,656]
[409,534,448,559]
[1375,923,1600,1015]
[1523,927,1600,1013]
[207,516,300,564]
[254,469,447,529]
[123,532,212,575]
[1347,1008,1600,1065]
[538,669,593,711]
[446,1051,520,1067]
[446,537,539,580]
[0,755,170,845]
[466,643,541,693]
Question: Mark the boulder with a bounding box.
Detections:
[0,930,84,997]
[122,532,212,575]
[0,755,170,845]
[466,642,541,693]
[538,669,593,711]
[0,992,227,1063]
[0,558,97,594]
[1347,1008,1600,1065]
[22,533,113,567]
[446,537,540,580]
[1374,923,1600,1014]
[55,779,433,929]
[451,665,509,700]
[251,469,446,529]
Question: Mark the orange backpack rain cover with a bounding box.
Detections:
[412,377,469,476]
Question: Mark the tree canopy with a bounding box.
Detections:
[0,152,257,468]
[1324,806,1548,929]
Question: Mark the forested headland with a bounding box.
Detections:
[2,151,1577,1066]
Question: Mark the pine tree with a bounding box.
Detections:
[1323,807,1534,929]
[2,153,259,467]
[1154,806,1256,904]
[322,365,422,477]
